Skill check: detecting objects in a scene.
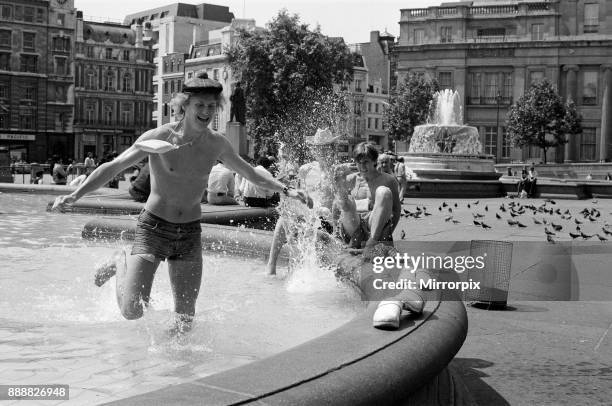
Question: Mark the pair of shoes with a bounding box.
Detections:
[373,301,402,330]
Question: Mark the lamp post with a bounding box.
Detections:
[496,91,502,161]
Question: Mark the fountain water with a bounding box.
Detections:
[400,89,502,185]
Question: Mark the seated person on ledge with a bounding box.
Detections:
[334,142,401,258]
[238,157,277,208]
[207,161,238,205]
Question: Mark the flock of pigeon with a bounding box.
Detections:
[398,198,612,243]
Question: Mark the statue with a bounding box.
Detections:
[229,81,246,125]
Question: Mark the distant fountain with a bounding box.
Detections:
[399,89,503,195]
[409,89,482,155]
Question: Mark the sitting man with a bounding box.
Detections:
[207,161,238,205]
[334,142,424,329]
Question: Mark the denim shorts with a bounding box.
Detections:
[132,210,202,261]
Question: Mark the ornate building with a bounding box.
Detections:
[395,0,612,163]
[124,3,234,127]
[0,0,76,163]
[72,12,155,160]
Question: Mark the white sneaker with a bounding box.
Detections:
[373,300,402,330]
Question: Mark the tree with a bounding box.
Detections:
[384,73,439,144]
[507,80,582,163]
[227,10,354,158]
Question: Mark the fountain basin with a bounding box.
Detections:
[401,153,502,181]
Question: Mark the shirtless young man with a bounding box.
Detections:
[335,142,401,258]
[52,74,309,334]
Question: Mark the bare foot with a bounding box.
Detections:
[166,314,193,337]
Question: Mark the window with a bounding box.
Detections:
[19,109,34,129]
[584,3,599,33]
[23,6,34,22]
[122,74,131,92]
[104,105,113,125]
[413,29,425,44]
[177,79,182,92]
[580,128,597,161]
[469,72,481,104]
[86,103,95,124]
[20,54,37,72]
[354,100,361,115]
[105,48,113,59]
[187,71,193,79]
[501,128,511,158]
[0,81,7,99]
[36,8,43,23]
[438,71,453,89]
[22,32,35,50]
[121,105,131,126]
[86,46,94,58]
[374,103,379,113]
[53,37,70,51]
[367,117,371,129]
[476,28,505,38]
[484,127,497,157]
[105,71,114,91]
[484,73,499,102]
[440,26,452,43]
[163,81,168,94]
[213,69,218,80]
[355,79,362,92]
[170,80,175,94]
[57,13,65,26]
[531,23,544,40]
[123,50,130,61]
[375,118,379,129]
[170,60,174,72]
[529,70,544,85]
[24,85,36,100]
[0,112,8,129]
[86,70,96,89]
[0,30,10,48]
[1,5,11,19]
[0,52,9,70]
[367,102,372,112]
[55,57,67,75]
[582,71,598,105]
[163,103,168,117]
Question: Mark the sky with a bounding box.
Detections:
[77,0,443,44]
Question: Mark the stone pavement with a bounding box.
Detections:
[394,196,612,406]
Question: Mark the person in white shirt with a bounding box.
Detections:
[207,161,238,205]
[238,157,277,207]
[84,152,96,175]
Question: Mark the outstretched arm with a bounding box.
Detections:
[220,142,311,207]
[51,128,163,211]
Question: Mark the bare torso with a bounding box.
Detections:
[145,122,226,223]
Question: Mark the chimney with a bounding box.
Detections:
[135,23,143,47]
[76,10,83,42]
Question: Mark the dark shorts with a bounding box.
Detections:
[339,212,394,249]
[132,210,202,261]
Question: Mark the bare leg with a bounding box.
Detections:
[398,178,406,203]
[167,256,203,335]
[366,186,393,246]
[116,253,160,320]
[266,218,287,275]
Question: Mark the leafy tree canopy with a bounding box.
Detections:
[507,79,582,163]
[384,73,439,143]
[227,10,354,159]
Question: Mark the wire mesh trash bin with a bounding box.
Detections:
[464,240,513,310]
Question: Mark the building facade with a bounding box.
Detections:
[0,0,76,163]
[124,3,234,127]
[395,0,612,163]
[73,13,155,161]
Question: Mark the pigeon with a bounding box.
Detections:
[444,215,453,222]
[551,223,563,232]
[448,207,453,213]
[496,213,502,220]
[499,204,507,212]
[544,227,556,235]
[474,200,480,205]
[473,213,485,218]
[546,234,556,244]
[546,199,556,204]
[569,231,580,239]
[454,203,458,208]
[481,222,491,229]
[507,219,518,226]
[533,217,542,225]
[485,205,488,212]
[442,202,448,207]
[438,206,442,211]
[452,219,461,224]
[510,212,519,218]
[401,230,406,240]
[467,204,471,209]
[581,232,593,240]
[597,234,608,242]
[589,216,597,222]
[517,222,527,228]
[602,227,612,236]
[473,220,482,226]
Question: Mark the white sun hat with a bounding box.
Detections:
[306,128,343,146]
